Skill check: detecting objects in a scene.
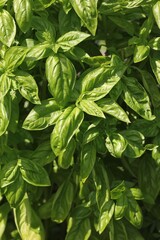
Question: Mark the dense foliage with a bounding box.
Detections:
[0,0,160,239]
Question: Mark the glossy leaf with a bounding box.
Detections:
[122,77,155,120]
[80,142,96,182]
[0,203,10,239]
[149,37,160,50]
[0,73,11,99]
[4,46,28,70]
[70,0,98,35]
[98,98,130,123]
[46,54,76,107]
[150,54,160,84]
[13,0,32,33]
[79,99,105,118]
[56,31,90,52]
[106,133,127,158]
[0,9,16,47]
[23,99,62,130]
[15,70,40,104]
[0,161,18,188]
[133,45,150,63]
[51,106,84,156]
[96,200,115,234]
[14,194,45,240]
[58,138,76,169]
[121,130,145,158]
[115,194,128,220]
[153,1,160,29]
[32,15,56,43]
[0,93,11,136]
[5,174,26,208]
[51,181,74,223]
[18,158,51,186]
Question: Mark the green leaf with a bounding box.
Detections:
[56,31,90,52]
[153,1,160,29]
[0,203,10,239]
[51,106,84,156]
[15,70,40,104]
[140,70,160,107]
[122,77,155,120]
[83,126,100,144]
[149,37,160,50]
[13,0,33,33]
[108,16,135,35]
[125,221,144,240]
[106,133,127,158]
[98,98,130,123]
[121,130,145,158]
[138,156,160,204]
[130,119,159,137]
[5,174,26,208]
[0,161,18,188]
[92,162,110,210]
[23,99,62,130]
[32,15,56,43]
[150,54,160,84]
[51,181,74,223]
[0,0,7,7]
[14,194,45,240]
[19,158,51,187]
[0,9,16,47]
[4,46,28,71]
[112,220,128,240]
[58,138,76,169]
[66,217,91,240]
[115,194,127,220]
[70,0,98,35]
[0,93,11,136]
[133,45,150,63]
[78,99,105,118]
[80,142,96,182]
[46,54,76,107]
[59,9,81,35]
[124,198,143,229]
[96,200,115,234]
[0,73,11,99]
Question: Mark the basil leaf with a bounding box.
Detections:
[80,142,96,182]
[19,158,51,187]
[0,0,7,7]
[0,73,11,99]
[32,15,56,43]
[15,70,40,104]
[70,0,98,35]
[46,54,76,107]
[153,1,160,29]
[95,200,115,234]
[133,45,150,63]
[0,9,16,47]
[56,31,90,52]
[98,98,130,123]
[106,133,127,158]
[13,0,32,33]
[14,194,45,240]
[51,181,74,223]
[4,46,28,71]
[115,194,127,220]
[150,54,160,84]
[78,99,105,118]
[59,9,81,35]
[58,138,76,169]
[23,99,62,130]
[51,106,84,156]
[0,161,18,188]
[149,37,160,50]
[5,174,26,208]
[0,93,11,136]
[121,130,145,158]
[122,77,155,120]
[0,203,10,239]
